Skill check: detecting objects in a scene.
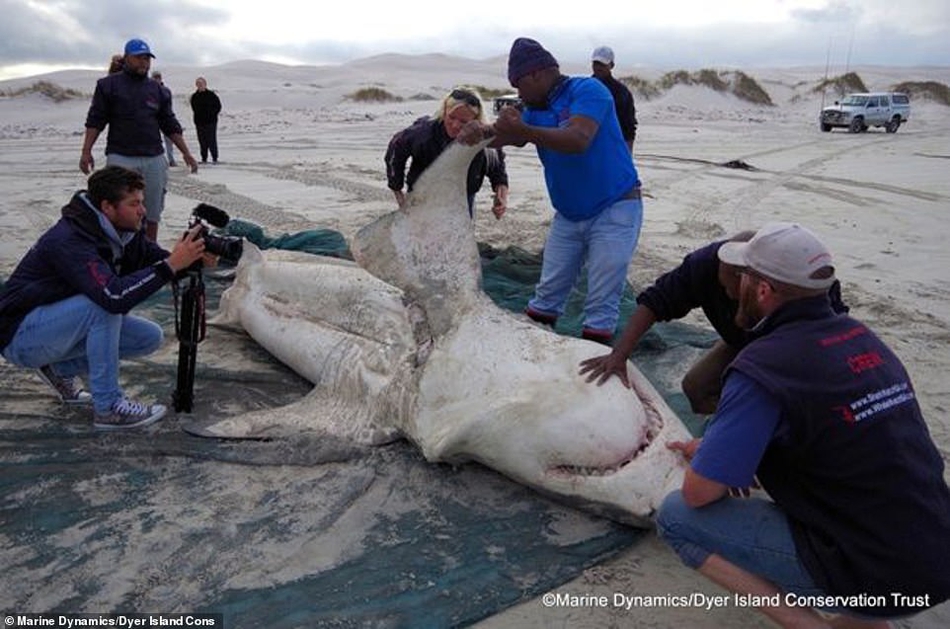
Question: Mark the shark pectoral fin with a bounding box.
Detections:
[180,387,403,446]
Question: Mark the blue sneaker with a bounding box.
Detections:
[36,365,92,405]
[94,398,167,430]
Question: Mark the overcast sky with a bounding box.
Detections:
[1,0,947,80]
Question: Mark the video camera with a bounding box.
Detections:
[187,203,244,264]
[492,94,524,115]
[172,203,243,413]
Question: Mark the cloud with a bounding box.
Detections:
[0,0,227,68]
[0,0,947,80]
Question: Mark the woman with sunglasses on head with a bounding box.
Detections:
[385,87,509,219]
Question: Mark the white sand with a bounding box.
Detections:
[1,55,948,628]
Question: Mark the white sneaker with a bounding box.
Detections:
[94,398,167,430]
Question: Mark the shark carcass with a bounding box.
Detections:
[195,139,692,527]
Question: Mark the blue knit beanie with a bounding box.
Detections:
[507,38,558,87]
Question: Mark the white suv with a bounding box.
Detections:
[820,92,910,133]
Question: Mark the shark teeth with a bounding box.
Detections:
[547,416,660,478]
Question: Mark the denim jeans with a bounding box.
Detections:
[528,197,643,332]
[106,153,168,223]
[656,491,827,597]
[2,295,163,414]
[163,134,176,164]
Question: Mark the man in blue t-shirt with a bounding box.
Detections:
[460,37,643,345]
[656,222,950,627]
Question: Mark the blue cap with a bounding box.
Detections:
[124,38,155,58]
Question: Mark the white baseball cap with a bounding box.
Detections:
[591,46,614,65]
[718,222,836,289]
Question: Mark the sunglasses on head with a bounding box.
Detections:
[450,89,480,109]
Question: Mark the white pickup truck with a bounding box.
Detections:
[819,92,911,133]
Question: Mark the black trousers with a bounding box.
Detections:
[195,122,218,162]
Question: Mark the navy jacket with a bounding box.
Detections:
[385,116,508,197]
[0,192,174,351]
[637,240,848,348]
[85,68,184,157]
[731,296,950,616]
[637,240,747,346]
[593,74,637,143]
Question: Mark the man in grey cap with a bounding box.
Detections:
[80,38,199,241]
[655,222,950,627]
[591,45,637,152]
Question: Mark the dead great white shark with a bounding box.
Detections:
[196,139,692,527]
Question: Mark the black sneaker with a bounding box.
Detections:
[525,306,557,327]
[36,365,92,405]
[582,328,614,346]
[94,398,167,430]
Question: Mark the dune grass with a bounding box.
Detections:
[348,87,403,102]
[891,81,950,105]
[654,69,774,105]
[0,81,86,102]
[813,72,868,97]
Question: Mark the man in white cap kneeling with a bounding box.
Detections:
[655,222,950,628]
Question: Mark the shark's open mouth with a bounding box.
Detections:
[547,394,664,478]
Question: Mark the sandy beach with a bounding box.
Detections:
[1,54,948,628]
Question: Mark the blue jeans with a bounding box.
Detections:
[164,134,176,164]
[656,491,826,597]
[528,197,643,332]
[2,295,163,414]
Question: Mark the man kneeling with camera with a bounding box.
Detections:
[0,166,208,429]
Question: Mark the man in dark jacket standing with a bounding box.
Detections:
[591,46,638,153]
[0,167,206,429]
[190,77,222,164]
[80,38,198,242]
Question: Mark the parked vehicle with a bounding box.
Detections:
[820,92,910,133]
[492,94,523,115]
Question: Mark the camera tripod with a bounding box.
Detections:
[171,264,206,413]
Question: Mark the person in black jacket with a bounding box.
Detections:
[0,166,206,429]
[81,38,198,242]
[190,76,223,164]
[591,46,638,153]
[385,87,509,219]
[579,230,848,414]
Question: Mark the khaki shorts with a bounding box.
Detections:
[107,153,168,223]
[681,339,740,415]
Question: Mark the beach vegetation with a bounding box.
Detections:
[656,69,773,105]
[0,81,85,102]
[348,87,403,102]
[696,69,729,92]
[890,81,950,106]
[466,85,510,99]
[813,72,868,97]
[619,75,662,100]
[731,71,773,105]
[659,70,693,89]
